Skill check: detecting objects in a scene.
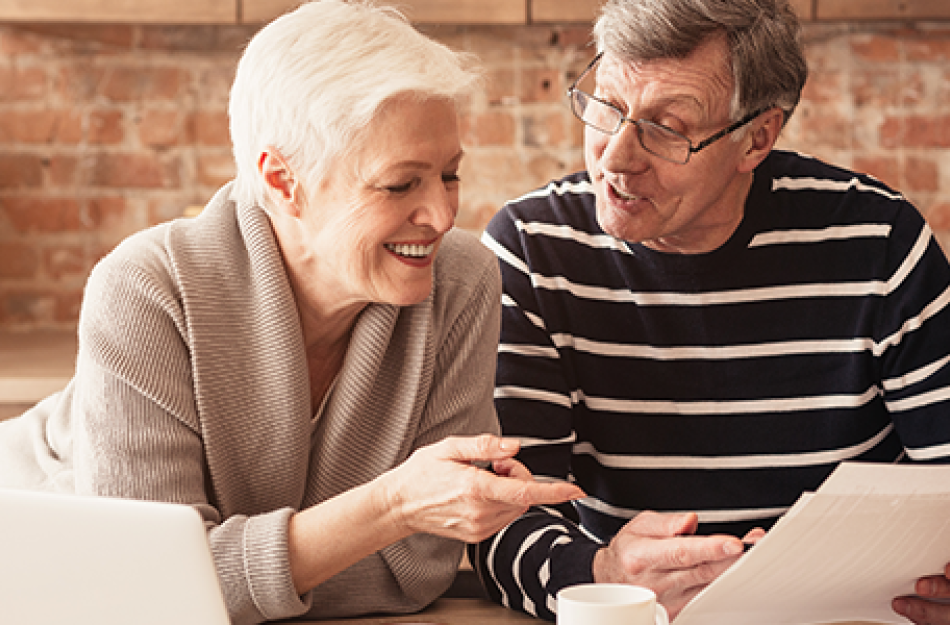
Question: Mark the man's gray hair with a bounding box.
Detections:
[593,0,808,124]
[229,0,481,208]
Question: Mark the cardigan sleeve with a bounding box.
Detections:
[66,230,313,625]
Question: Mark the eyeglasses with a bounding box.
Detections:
[567,52,766,165]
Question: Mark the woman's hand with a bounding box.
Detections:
[381,434,585,543]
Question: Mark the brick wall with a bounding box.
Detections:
[1,20,949,330]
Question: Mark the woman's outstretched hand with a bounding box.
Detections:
[382,434,585,543]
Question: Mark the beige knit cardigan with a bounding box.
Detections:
[0,184,502,624]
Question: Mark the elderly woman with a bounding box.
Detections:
[0,2,581,623]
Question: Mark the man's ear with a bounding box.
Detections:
[258,149,301,215]
[738,107,785,173]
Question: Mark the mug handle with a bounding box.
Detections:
[656,604,670,625]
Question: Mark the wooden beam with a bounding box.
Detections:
[241,0,527,25]
[531,0,600,23]
[789,0,815,21]
[818,0,950,20]
[0,0,235,23]
[531,0,814,23]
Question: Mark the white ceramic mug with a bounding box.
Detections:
[557,583,669,625]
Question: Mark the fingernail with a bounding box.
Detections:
[893,598,907,615]
[723,541,744,556]
[499,437,518,451]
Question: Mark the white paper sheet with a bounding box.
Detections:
[672,463,950,625]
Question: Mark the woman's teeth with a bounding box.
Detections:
[385,242,435,258]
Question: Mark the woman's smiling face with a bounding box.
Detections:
[298,95,463,308]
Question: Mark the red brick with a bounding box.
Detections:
[520,67,563,104]
[89,152,179,189]
[57,65,106,103]
[100,66,184,102]
[22,24,134,50]
[904,156,940,193]
[851,34,900,63]
[906,38,950,62]
[137,109,192,147]
[0,242,39,278]
[194,110,230,146]
[531,110,569,148]
[552,26,593,50]
[49,156,78,187]
[0,110,57,143]
[926,202,950,231]
[43,245,86,279]
[485,68,517,105]
[0,290,56,325]
[0,66,47,101]
[86,197,129,231]
[0,154,44,188]
[53,289,83,323]
[881,115,950,148]
[0,28,47,55]
[89,109,125,145]
[456,200,502,231]
[854,156,900,190]
[801,69,845,105]
[2,197,85,233]
[196,152,235,188]
[462,110,516,147]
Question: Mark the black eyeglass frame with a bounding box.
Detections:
[567,52,768,165]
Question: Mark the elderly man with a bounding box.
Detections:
[471,0,950,623]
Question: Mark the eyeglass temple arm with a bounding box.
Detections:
[567,51,605,94]
[690,108,768,154]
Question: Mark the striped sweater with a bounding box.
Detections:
[470,150,950,620]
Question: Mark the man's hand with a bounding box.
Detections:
[894,563,950,624]
[592,510,746,617]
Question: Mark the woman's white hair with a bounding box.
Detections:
[229,0,480,207]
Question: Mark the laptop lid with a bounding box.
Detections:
[0,489,230,625]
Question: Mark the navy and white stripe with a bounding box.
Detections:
[470,151,950,621]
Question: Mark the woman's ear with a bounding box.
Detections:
[258,149,301,216]
[738,107,785,173]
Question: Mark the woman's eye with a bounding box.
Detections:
[442,172,461,185]
[386,179,417,194]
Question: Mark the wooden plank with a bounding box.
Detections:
[0,0,235,23]
[531,0,600,23]
[818,0,950,20]
[531,0,813,24]
[789,0,815,21]
[242,0,527,24]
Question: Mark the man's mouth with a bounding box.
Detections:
[609,180,644,202]
[384,242,436,259]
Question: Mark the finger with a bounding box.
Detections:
[479,471,584,507]
[491,457,529,479]
[441,434,521,464]
[893,595,950,624]
[742,528,766,543]
[650,535,745,570]
[918,574,950,599]
[625,510,700,538]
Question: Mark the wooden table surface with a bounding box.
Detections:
[284,598,888,624]
[287,599,541,624]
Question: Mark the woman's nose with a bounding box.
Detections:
[410,181,457,233]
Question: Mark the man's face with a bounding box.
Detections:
[584,35,756,254]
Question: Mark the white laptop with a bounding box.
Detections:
[0,488,230,625]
